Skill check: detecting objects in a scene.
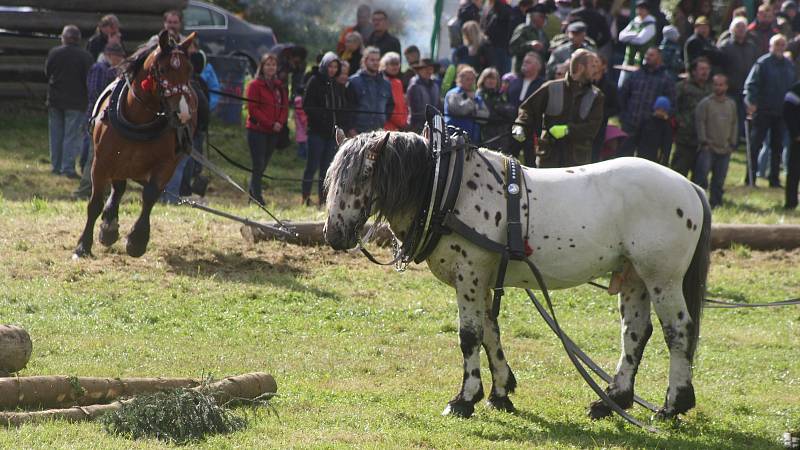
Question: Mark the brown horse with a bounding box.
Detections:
[74,31,198,258]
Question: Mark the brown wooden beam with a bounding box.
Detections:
[0,0,187,14]
[0,11,163,40]
[242,222,800,251]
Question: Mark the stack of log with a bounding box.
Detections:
[0,0,187,100]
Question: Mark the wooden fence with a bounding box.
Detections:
[0,0,187,101]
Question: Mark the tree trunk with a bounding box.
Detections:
[0,376,202,410]
[0,326,32,376]
[0,372,277,427]
[242,222,800,251]
[0,0,187,14]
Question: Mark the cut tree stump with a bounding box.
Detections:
[0,376,201,410]
[0,372,277,427]
[0,325,32,376]
[242,222,800,251]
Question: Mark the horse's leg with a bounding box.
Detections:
[125,179,160,257]
[442,267,486,418]
[73,178,110,258]
[588,270,653,419]
[649,281,696,419]
[98,180,127,247]
[481,291,517,413]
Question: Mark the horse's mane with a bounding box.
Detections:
[326,131,434,221]
[119,41,159,78]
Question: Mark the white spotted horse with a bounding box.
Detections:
[323,123,711,424]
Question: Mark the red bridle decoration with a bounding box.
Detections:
[140,75,155,94]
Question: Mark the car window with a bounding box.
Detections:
[185,5,213,27]
[210,9,226,26]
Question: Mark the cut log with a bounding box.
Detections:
[0,55,47,83]
[0,326,32,376]
[0,82,47,100]
[242,222,800,251]
[711,224,800,250]
[0,0,187,14]
[0,372,277,427]
[0,11,163,40]
[0,376,201,410]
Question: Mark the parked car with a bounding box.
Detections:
[183,0,276,73]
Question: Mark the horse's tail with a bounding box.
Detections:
[683,184,711,361]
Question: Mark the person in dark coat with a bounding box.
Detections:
[481,0,514,74]
[406,58,443,133]
[784,79,800,209]
[45,25,94,178]
[477,67,517,151]
[591,55,619,162]
[513,49,603,168]
[366,10,401,56]
[303,52,349,206]
[683,16,726,71]
[86,14,124,61]
[507,51,545,163]
[565,0,612,52]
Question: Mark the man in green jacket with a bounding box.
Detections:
[512,49,604,168]
[509,4,550,74]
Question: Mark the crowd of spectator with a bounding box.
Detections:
[44,1,800,211]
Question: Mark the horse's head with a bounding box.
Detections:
[143,30,196,126]
[323,130,392,250]
[324,130,432,251]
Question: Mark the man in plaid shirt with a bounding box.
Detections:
[73,43,125,199]
[617,47,675,159]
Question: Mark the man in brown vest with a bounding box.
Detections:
[512,49,604,167]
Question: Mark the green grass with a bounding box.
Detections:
[0,106,798,448]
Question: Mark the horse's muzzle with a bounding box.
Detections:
[323,222,355,251]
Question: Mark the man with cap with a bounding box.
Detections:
[777,0,800,37]
[565,0,612,58]
[617,0,657,87]
[546,21,593,80]
[45,25,94,179]
[74,42,126,199]
[513,49,604,168]
[405,58,442,133]
[684,16,726,71]
[509,3,550,74]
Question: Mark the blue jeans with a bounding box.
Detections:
[303,133,337,198]
[247,129,277,202]
[48,107,85,175]
[161,154,189,204]
[297,141,308,160]
[694,150,731,207]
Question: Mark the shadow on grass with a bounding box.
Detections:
[163,249,342,301]
[473,409,781,449]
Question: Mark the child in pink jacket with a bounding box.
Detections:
[294,92,308,159]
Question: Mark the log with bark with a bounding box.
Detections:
[242,222,800,250]
[0,11,163,40]
[0,372,277,427]
[0,0,187,14]
[0,376,201,410]
[0,326,32,376]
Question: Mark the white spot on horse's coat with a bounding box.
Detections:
[178,96,191,123]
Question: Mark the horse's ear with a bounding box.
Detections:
[179,32,197,54]
[335,127,346,147]
[422,123,430,141]
[158,29,171,51]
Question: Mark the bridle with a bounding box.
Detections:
[129,46,192,128]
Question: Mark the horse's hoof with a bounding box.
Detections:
[587,399,613,420]
[125,238,148,258]
[98,222,120,247]
[72,244,93,259]
[652,408,684,425]
[442,400,475,418]
[486,394,516,413]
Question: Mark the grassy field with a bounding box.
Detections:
[0,107,798,449]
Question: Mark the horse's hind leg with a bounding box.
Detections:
[589,270,653,419]
[73,178,110,258]
[125,179,160,257]
[98,180,126,247]
[481,291,517,413]
[649,282,696,419]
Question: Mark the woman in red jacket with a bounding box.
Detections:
[379,52,408,131]
[246,53,288,205]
